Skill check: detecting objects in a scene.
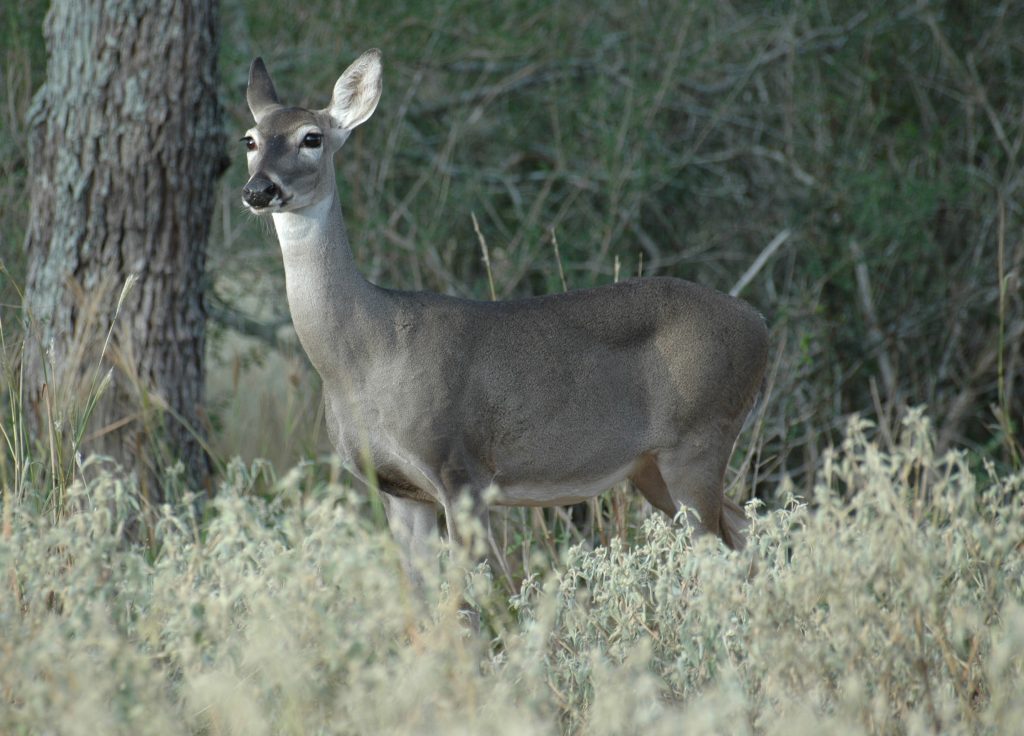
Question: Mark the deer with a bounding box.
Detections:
[241,49,769,590]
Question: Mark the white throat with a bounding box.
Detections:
[271,195,336,249]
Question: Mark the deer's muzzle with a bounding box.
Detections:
[242,177,279,209]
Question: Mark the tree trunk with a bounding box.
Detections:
[22,0,223,500]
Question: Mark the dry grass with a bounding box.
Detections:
[2,412,1021,734]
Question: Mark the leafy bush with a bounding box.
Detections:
[2,413,1021,734]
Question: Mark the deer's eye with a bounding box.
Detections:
[240,136,257,152]
[301,132,323,149]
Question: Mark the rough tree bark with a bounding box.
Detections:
[22,0,223,499]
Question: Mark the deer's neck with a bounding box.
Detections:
[272,194,386,381]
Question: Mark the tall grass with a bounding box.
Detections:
[2,413,1022,734]
[0,277,138,515]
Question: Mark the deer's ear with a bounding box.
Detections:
[247,57,281,123]
[326,49,382,132]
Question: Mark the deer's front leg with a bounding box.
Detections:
[379,492,439,599]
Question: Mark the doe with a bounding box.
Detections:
[241,49,769,582]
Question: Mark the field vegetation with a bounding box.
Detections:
[1,0,1022,733]
[2,414,1022,733]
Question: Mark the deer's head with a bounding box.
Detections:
[241,49,382,213]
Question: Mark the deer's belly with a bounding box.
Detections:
[492,462,636,507]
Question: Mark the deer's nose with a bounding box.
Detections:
[242,177,278,208]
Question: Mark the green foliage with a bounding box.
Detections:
[2,1,1021,484]
[2,415,1022,734]
[0,0,47,304]
[203,0,1023,483]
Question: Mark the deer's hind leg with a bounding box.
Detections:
[632,431,747,550]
